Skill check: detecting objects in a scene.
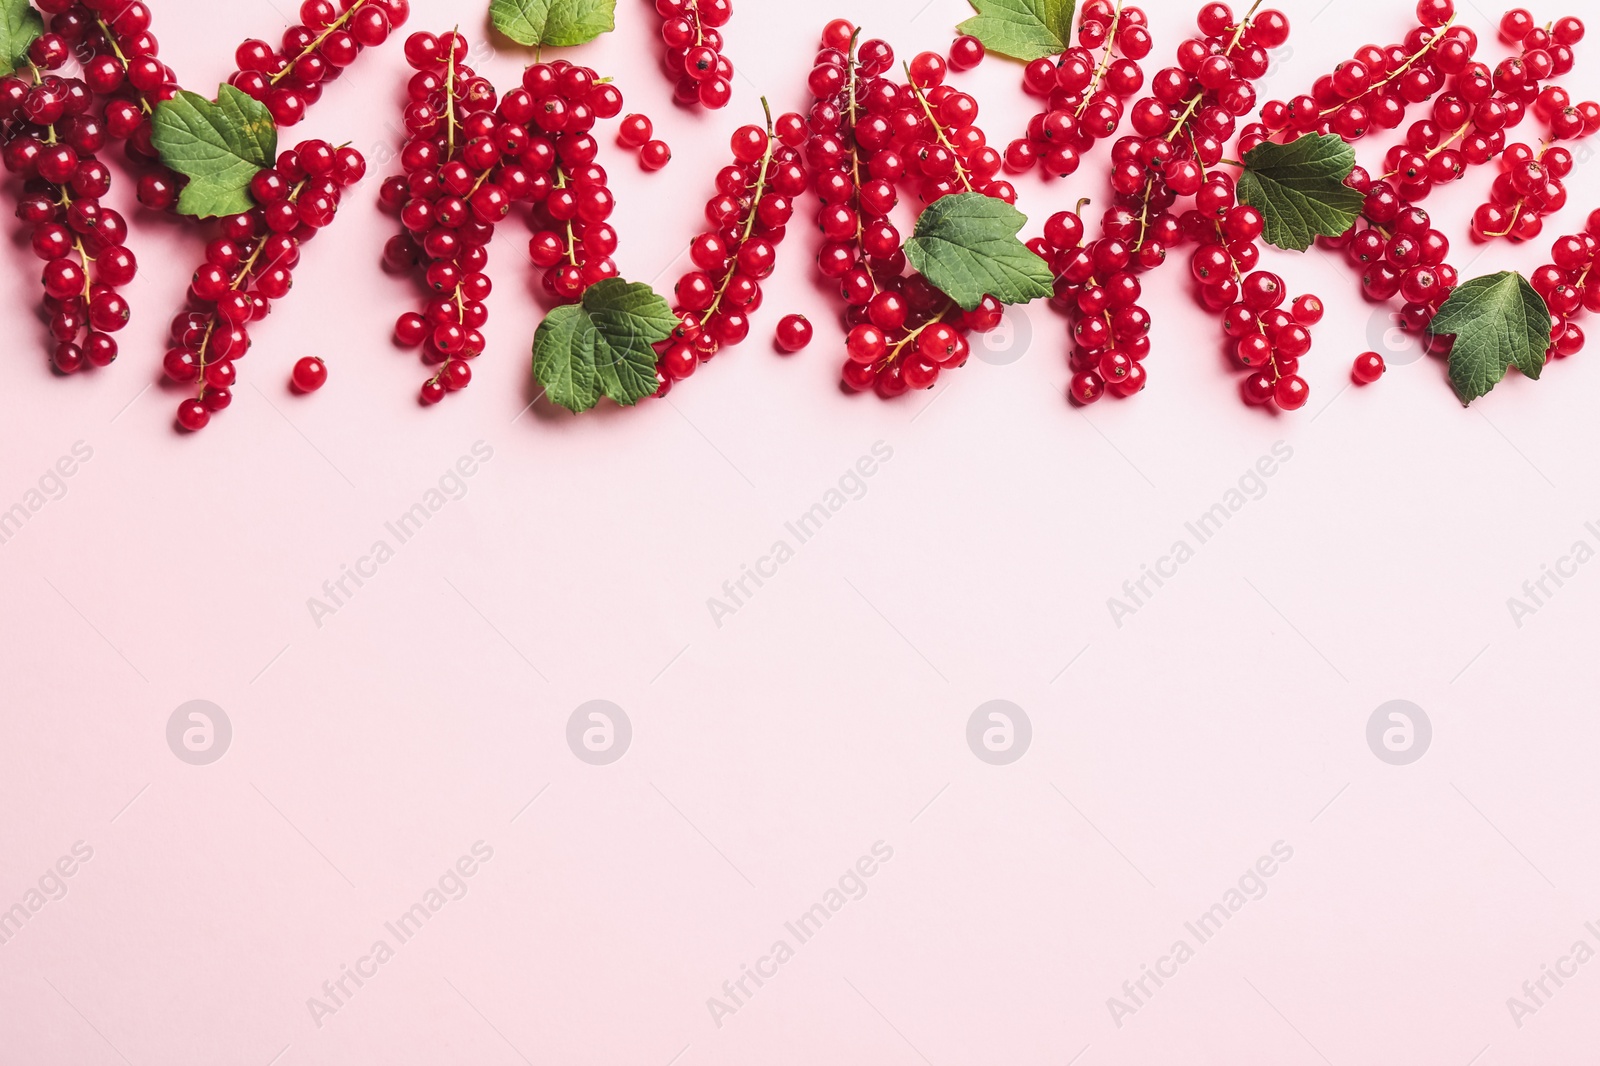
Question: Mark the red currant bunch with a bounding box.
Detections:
[1257,0,1474,144]
[1325,171,1459,336]
[167,140,366,431]
[1368,14,1579,205]
[1531,210,1600,362]
[1470,141,1575,242]
[230,0,410,127]
[516,60,625,307]
[1,58,134,374]
[1005,0,1150,179]
[806,24,1008,398]
[657,108,806,394]
[898,51,1012,205]
[1032,205,1150,402]
[381,35,602,404]
[36,0,187,210]
[652,0,735,109]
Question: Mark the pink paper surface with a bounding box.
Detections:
[3,0,1600,1062]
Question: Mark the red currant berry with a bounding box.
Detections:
[639,139,671,170]
[292,356,328,392]
[775,314,813,353]
[1352,351,1386,383]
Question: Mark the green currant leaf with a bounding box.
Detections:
[0,0,43,75]
[533,278,676,413]
[151,85,277,219]
[1236,133,1363,252]
[490,0,616,47]
[903,192,1053,312]
[957,0,1074,61]
[1430,271,1551,405]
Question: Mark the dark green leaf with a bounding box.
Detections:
[1430,271,1550,404]
[957,0,1074,61]
[0,0,43,75]
[903,192,1053,311]
[151,86,277,218]
[1236,133,1363,252]
[490,0,616,47]
[533,278,676,413]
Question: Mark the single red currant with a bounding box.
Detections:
[774,314,813,353]
[292,356,328,392]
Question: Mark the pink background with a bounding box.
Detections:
[3,0,1600,1062]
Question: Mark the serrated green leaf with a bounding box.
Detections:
[957,0,1074,62]
[1236,133,1363,252]
[151,85,277,218]
[903,192,1053,312]
[490,0,616,47]
[533,278,676,413]
[1430,271,1550,405]
[0,0,43,75]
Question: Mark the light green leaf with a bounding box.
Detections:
[533,278,676,413]
[903,192,1053,312]
[0,0,43,75]
[1430,271,1551,405]
[957,0,1074,62]
[1236,133,1363,252]
[151,85,277,218]
[490,0,616,47]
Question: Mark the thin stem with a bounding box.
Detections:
[905,63,973,192]
[879,300,956,368]
[443,24,459,159]
[94,18,153,116]
[1317,17,1453,118]
[840,31,882,300]
[269,0,373,87]
[703,100,776,321]
[1075,0,1125,120]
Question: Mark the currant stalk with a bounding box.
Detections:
[661,99,805,390]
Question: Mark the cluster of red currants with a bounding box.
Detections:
[166,141,367,430]
[382,32,508,404]
[1257,0,1475,144]
[380,34,623,403]
[652,0,736,109]
[2,47,134,374]
[1186,187,1321,410]
[379,38,501,399]
[1057,1,1293,407]
[805,21,1009,398]
[1470,141,1577,242]
[1532,210,1600,361]
[1337,179,1460,328]
[231,0,410,127]
[1005,0,1151,178]
[1032,206,1150,401]
[1295,7,1588,359]
[657,111,806,395]
[520,62,626,302]
[38,0,186,211]
[1370,16,1581,205]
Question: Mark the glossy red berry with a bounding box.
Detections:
[1352,351,1386,383]
[292,356,328,392]
[775,314,813,353]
